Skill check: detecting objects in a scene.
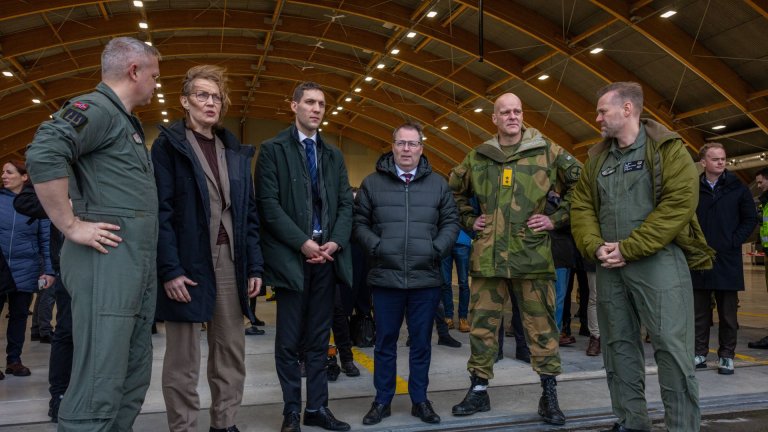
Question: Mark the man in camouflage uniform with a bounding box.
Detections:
[449,93,581,426]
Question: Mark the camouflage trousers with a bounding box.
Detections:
[467,277,561,379]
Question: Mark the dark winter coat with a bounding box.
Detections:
[256,125,353,292]
[14,183,63,272]
[691,170,758,291]
[0,188,54,293]
[353,152,459,289]
[151,120,263,322]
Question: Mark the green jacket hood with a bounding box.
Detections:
[476,128,548,163]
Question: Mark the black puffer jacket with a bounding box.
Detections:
[354,152,459,290]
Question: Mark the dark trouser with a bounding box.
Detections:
[5,291,33,364]
[333,284,353,363]
[50,280,73,401]
[573,269,590,330]
[31,286,56,338]
[275,261,335,414]
[372,286,440,405]
[693,290,738,359]
[441,244,470,319]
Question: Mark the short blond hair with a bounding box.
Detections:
[181,65,231,118]
[698,142,724,161]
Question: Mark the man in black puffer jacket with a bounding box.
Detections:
[354,121,459,426]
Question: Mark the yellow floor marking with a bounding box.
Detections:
[332,335,409,394]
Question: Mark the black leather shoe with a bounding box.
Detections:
[303,407,350,431]
[452,375,490,416]
[253,316,265,326]
[209,426,240,432]
[412,401,440,424]
[281,412,301,432]
[245,326,265,336]
[39,335,52,344]
[601,423,649,432]
[748,335,768,349]
[341,361,360,377]
[49,394,63,423]
[437,334,462,348]
[362,402,390,425]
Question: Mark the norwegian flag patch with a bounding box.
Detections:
[73,101,89,111]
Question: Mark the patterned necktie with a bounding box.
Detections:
[403,173,413,185]
[303,138,321,232]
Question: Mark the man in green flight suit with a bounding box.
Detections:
[449,93,581,426]
[571,82,707,432]
[25,37,161,432]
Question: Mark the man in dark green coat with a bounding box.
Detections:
[25,37,161,432]
[256,82,353,432]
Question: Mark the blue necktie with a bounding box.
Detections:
[303,138,321,233]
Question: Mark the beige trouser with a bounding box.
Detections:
[586,271,599,338]
[162,244,246,432]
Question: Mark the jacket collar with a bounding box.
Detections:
[375,151,432,180]
[158,120,250,155]
[475,127,548,163]
[588,118,681,158]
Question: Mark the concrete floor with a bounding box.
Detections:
[2,265,768,431]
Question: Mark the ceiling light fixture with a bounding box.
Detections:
[158,99,165,103]
[161,111,167,115]
[163,119,169,123]
[139,22,148,29]
[406,32,417,38]
[319,128,323,132]
[390,48,400,55]
[156,83,162,88]
[426,11,438,18]
[144,41,153,46]
[354,87,362,92]
[660,10,677,18]
[364,76,373,82]
[337,106,343,111]
[440,125,448,130]
[323,121,328,125]
[711,125,726,130]
[32,98,41,104]
[376,63,385,69]
[590,47,603,54]
[474,108,482,113]
[345,97,352,102]
[157,93,164,98]
[2,71,12,77]
[133,1,144,7]
[538,74,549,80]
[331,111,338,115]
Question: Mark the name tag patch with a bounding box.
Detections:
[601,167,616,176]
[623,160,644,173]
[132,132,143,144]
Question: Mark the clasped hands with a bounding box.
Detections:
[301,239,338,264]
[596,242,626,268]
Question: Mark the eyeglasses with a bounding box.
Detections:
[394,140,422,149]
[190,91,222,104]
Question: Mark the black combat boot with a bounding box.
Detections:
[538,374,565,425]
[451,375,491,416]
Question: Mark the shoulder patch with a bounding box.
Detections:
[73,101,89,111]
[61,108,88,128]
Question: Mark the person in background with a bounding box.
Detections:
[0,160,55,378]
[748,167,768,350]
[691,143,757,375]
[441,228,471,332]
[13,181,70,421]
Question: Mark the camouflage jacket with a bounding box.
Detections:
[449,128,582,279]
[570,119,714,270]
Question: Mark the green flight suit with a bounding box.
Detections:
[26,82,158,432]
[574,124,699,431]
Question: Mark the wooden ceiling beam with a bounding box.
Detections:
[745,0,768,20]
[0,0,118,22]
[592,0,768,138]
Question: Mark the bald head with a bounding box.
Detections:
[492,93,524,144]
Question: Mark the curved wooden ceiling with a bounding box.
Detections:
[1,0,767,175]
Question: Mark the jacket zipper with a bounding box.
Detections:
[404,179,410,290]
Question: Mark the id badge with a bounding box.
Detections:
[502,167,513,187]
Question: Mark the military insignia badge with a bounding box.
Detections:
[61,109,87,128]
[601,167,616,176]
[502,167,513,187]
[132,132,142,144]
[73,101,89,111]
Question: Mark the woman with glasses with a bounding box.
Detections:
[151,65,264,432]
